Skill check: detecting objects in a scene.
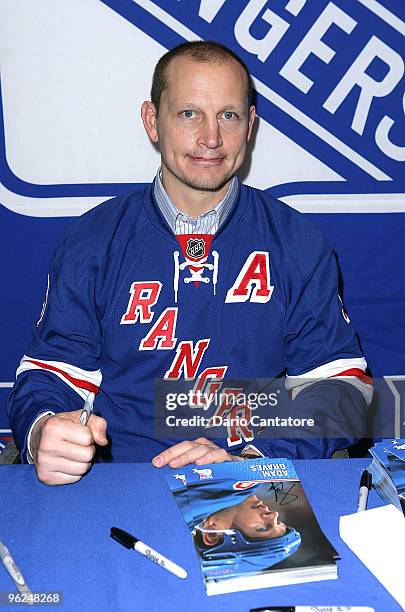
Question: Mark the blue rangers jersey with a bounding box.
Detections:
[8,182,372,461]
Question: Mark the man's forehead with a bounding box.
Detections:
[162,55,247,102]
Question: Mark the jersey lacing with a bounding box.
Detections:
[173,250,219,303]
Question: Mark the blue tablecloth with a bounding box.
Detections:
[0,459,401,611]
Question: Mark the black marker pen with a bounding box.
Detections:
[110,527,187,579]
[357,469,372,512]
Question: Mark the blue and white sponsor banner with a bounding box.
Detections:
[0,1,404,437]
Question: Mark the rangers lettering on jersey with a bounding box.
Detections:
[121,281,162,324]
[139,307,178,350]
[165,339,211,380]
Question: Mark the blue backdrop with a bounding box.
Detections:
[1,0,404,448]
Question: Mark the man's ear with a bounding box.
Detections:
[141,101,159,143]
[247,105,256,143]
[201,531,222,547]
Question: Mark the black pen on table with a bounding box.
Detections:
[250,607,375,611]
[79,391,95,426]
[110,527,187,579]
[357,469,372,512]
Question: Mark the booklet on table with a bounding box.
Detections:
[165,458,338,595]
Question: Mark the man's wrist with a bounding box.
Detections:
[27,412,55,463]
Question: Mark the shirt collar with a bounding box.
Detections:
[153,167,238,234]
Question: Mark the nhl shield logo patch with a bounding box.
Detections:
[186,238,206,260]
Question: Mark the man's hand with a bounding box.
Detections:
[31,411,108,486]
[152,437,238,468]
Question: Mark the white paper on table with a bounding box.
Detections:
[340,505,405,610]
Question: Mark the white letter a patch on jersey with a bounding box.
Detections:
[225,252,274,303]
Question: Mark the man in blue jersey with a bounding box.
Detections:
[192,494,288,543]
[172,478,301,575]
[8,41,372,485]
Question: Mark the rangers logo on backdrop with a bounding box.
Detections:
[0,0,403,216]
[132,0,403,183]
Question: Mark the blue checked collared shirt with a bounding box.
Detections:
[153,168,238,235]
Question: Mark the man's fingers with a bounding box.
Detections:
[35,451,93,485]
[36,468,87,486]
[36,439,94,471]
[39,438,96,464]
[43,412,108,447]
[172,446,230,467]
[42,414,94,447]
[33,410,105,486]
[166,444,213,467]
[37,454,92,477]
[152,439,231,468]
[31,410,108,485]
[87,414,108,446]
[152,440,198,466]
[194,447,230,465]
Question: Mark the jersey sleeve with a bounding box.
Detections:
[282,217,372,402]
[254,210,373,459]
[249,380,367,459]
[7,221,103,461]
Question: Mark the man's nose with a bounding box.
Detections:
[197,117,223,149]
[264,510,278,522]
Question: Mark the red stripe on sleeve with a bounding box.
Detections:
[26,359,99,394]
[332,368,373,386]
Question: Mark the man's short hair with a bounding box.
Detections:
[151,40,254,114]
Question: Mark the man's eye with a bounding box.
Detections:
[222,111,237,120]
[182,110,195,118]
